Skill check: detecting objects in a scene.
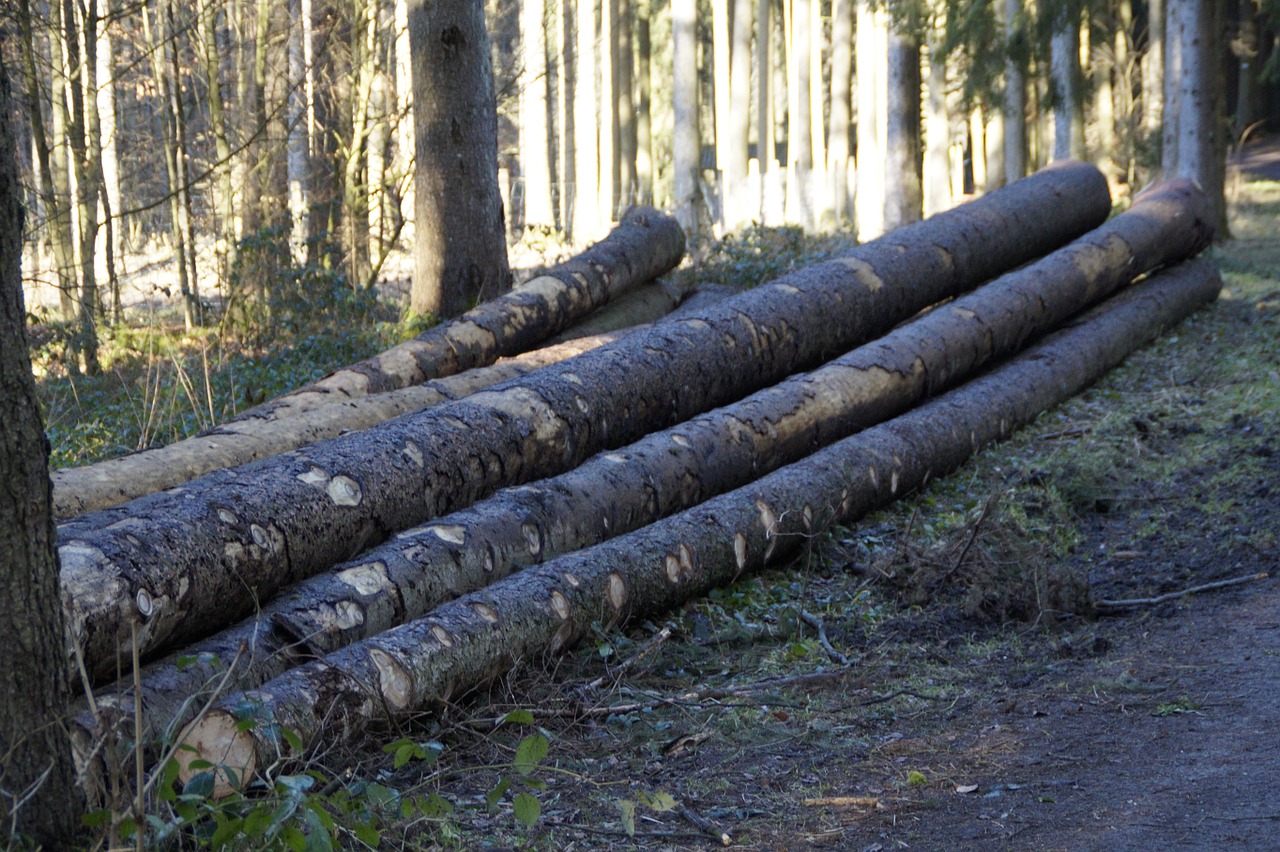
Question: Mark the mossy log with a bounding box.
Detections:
[76,178,1210,745]
[232,208,687,423]
[58,162,1110,682]
[175,258,1222,795]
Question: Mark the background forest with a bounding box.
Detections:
[5,0,1280,381]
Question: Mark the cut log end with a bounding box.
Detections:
[176,710,258,798]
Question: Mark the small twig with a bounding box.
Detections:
[935,493,997,587]
[1038,426,1092,441]
[799,610,852,666]
[678,803,732,846]
[1096,572,1269,611]
[859,688,950,707]
[575,669,851,718]
[580,624,673,694]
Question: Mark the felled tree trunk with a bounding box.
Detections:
[52,279,703,519]
[59,162,1110,682]
[176,258,1222,795]
[235,206,686,423]
[79,178,1209,744]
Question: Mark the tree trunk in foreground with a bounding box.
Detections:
[78,178,1209,752]
[53,279,702,519]
[235,208,685,425]
[177,258,1222,795]
[0,55,83,844]
[58,163,1109,682]
[409,0,511,318]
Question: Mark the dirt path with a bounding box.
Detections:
[837,578,1280,851]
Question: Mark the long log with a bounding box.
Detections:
[237,208,686,423]
[83,179,1210,754]
[176,258,1223,795]
[58,162,1110,681]
[51,278,715,519]
[52,333,627,520]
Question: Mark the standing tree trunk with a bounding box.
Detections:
[58,163,1110,680]
[923,16,951,216]
[756,0,774,221]
[615,0,638,211]
[1163,0,1225,233]
[827,0,852,223]
[635,0,653,205]
[570,0,599,241]
[671,0,703,235]
[0,54,84,846]
[786,0,815,229]
[521,0,556,227]
[1003,0,1027,180]
[18,0,80,362]
[1143,0,1164,175]
[726,0,753,225]
[409,0,512,318]
[1050,0,1085,160]
[855,0,888,240]
[884,25,922,231]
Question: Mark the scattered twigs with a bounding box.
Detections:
[799,610,853,667]
[934,492,999,587]
[803,795,883,809]
[579,625,673,695]
[678,802,732,846]
[577,670,851,718]
[1095,572,1270,611]
[858,688,950,707]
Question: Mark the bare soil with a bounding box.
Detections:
[354,166,1280,851]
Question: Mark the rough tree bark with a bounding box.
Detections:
[54,280,715,519]
[93,179,1211,745]
[230,208,685,423]
[0,55,83,844]
[53,332,628,519]
[176,258,1223,794]
[409,0,511,318]
[58,164,1110,682]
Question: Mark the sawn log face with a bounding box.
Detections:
[59,162,1111,681]
[178,258,1221,794]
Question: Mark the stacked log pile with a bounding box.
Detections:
[59,163,1219,799]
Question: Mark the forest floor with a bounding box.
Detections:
[338,160,1280,850]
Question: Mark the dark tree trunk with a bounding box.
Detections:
[0,55,83,846]
[177,257,1223,794]
[58,163,1110,682]
[409,0,512,318]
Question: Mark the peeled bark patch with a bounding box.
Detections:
[59,162,1111,682]
[179,259,1221,793]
